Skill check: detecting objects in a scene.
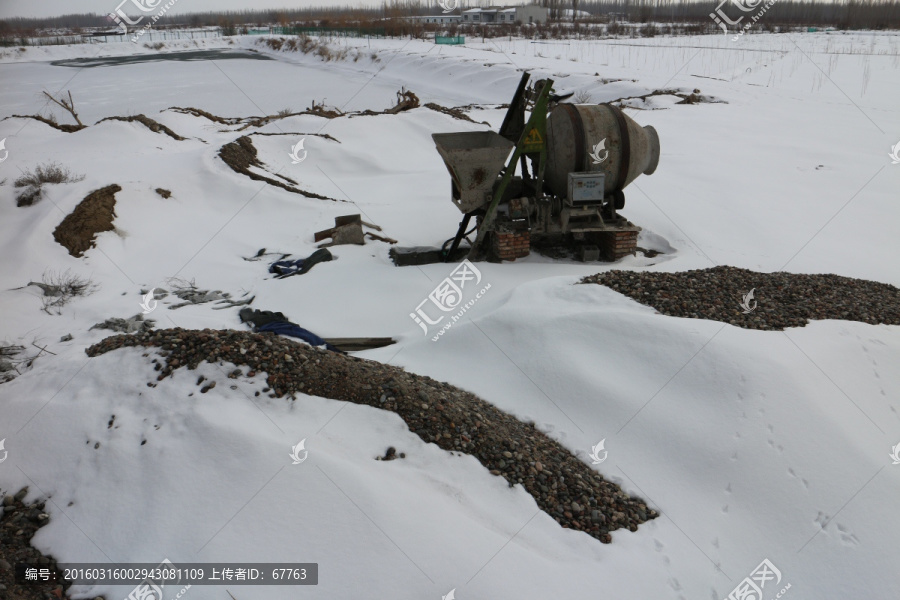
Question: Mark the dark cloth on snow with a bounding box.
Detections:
[255,322,341,352]
[239,308,341,353]
[269,248,333,278]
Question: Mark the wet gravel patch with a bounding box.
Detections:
[581,266,900,330]
[86,328,658,544]
[0,487,89,600]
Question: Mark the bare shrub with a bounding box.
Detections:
[299,35,316,53]
[276,108,294,118]
[265,37,284,50]
[31,269,99,315]
[573,89,593,104]
[315,44,333,61]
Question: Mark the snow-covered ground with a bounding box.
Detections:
[1,30,899,600]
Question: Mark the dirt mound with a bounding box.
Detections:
[53,184,121,257]
[218,136,338,201]
[86,328,658,544]
[581,266,900,330]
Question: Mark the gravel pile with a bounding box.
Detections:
[581,266,900,330]
[86,329,658,544]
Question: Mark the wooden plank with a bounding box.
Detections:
[314,226,337,242]
[322,337,397,352]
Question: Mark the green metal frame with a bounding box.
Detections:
[435,36,465,45]
[468,78,554,260]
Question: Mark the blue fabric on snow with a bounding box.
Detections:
[256,321,341,353]
[269,248,333,278]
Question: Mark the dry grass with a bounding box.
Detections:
[14,162,84,188]
[14,162,85,207]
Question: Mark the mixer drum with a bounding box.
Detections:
[545,104,660,198]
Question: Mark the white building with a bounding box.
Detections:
[418,15,463,24]
[461,5,549,25]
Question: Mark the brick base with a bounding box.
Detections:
[492,230,530,261]
[598,230,638,260]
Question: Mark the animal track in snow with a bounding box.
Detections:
[836,523,860,546]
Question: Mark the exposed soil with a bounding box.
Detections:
[168,105,343,130]
[15,186,41,207]
[424,102,490,125]
[86,328,659,545]
[217,136,339,201]
[5,115,84,133]
[96,115,185,140]
[609,88,724,109]
[248,131,339,143]
[6,113,185,140]
[171,89,423,130]
[581,266,900,330]
[53,185,121,257]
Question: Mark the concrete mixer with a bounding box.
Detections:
[429,72,660,263]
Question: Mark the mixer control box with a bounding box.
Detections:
[567,173,605,207]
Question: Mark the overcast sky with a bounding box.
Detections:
[0,0,533,19]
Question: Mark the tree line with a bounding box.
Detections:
[1,0,898,39]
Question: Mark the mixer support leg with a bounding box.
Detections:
[444,213,473,262]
